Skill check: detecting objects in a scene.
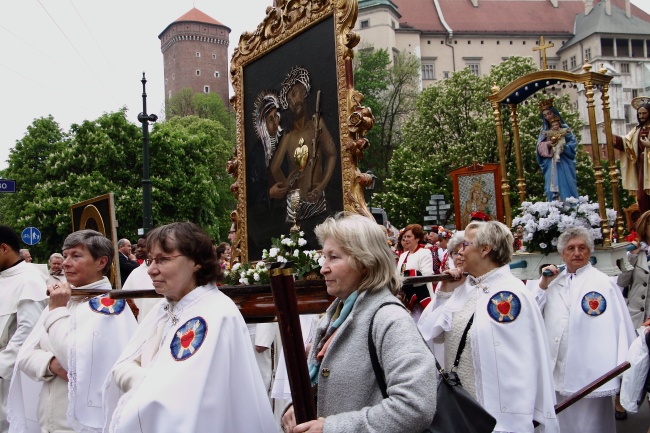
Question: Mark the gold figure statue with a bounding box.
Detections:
[294,138,309,171]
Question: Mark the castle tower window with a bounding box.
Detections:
[204,86,210,94]
[196,70,201,76]
[214,71,220,78]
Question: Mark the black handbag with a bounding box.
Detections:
[368,303,496,433]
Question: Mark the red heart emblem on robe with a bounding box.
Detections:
[100,298,115,307]
[497,301,510,315]
[181,330,195,348]
[589,299,599,310]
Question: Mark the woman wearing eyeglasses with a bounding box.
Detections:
[418,221,559,433]
[12,230,137,432]
[104,222,277,433]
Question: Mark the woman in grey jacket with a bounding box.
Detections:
[282,213,437,433]
[618,210,650,329]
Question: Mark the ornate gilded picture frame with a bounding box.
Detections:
[230,0,373,262]
[449,163,503,229]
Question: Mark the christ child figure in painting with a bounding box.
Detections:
[270,66,337,245]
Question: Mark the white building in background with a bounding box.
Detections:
[356,0,650,149]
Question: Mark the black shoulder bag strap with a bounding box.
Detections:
[368,302,475,398]
[368,302,407,399]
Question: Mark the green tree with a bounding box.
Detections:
[165,88,236,144]
[353,48,420,192]
[1,110,234,262]
[373,56,586,229]
[0,115,66,258]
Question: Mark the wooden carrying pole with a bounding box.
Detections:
[533,361,630,427]
[107,274,459,321]
[268,262,317,424]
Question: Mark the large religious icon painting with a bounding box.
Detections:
[231,0,367,262]
[450,163,503,229]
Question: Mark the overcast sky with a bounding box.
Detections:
[0,0,272,171]
[1,0,649,172]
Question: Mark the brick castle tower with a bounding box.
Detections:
[159,8,230,107]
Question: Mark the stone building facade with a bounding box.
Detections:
[356,0,650,147]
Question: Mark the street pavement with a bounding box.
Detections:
[618,399,649,433]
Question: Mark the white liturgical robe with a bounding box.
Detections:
[103,283,277,433]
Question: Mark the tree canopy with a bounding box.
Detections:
[372,56,586,229]
[0,108,234,262]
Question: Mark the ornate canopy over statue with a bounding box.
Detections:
[487,62,623,247]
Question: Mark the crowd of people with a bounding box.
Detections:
[0,206,649,433]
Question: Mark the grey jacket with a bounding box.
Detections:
[309,287,437,433]
[618,252,650,328]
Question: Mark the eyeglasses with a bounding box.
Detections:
[145,255,183,266]
[460,241,474,250]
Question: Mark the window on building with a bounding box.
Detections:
[584,48,591,61]
[616,39,629,57]
[631,40,644,58]
[562,60,568,71]
[468,41,471,45]
[548,63,557,70]
[212,53,216,59]
[570,56,577,69]
[422,64,435,80]
[360,20,369,29]
[204,86,210,94]
[428,40,431,45]
[621,62,630,74]
[392,21,396,29]
[196,70,201,76]
[601,38,614,57]
[214,71,220,78]
[443,71,450,79]
[196,52,201,58]
[632,89,639,98]
[467,63,480,76]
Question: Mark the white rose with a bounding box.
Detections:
[298,238,307,247]
[253,273,260,281]
[239,277,249,285]
[269,248,278,258]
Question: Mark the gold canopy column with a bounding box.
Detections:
[510,104,526,202]
[491,92,512,226]
[599,69,624,239]
[583,64,610,246]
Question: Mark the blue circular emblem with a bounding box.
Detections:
[170,317,208,361]
[487,291,521,323]
[88,295,126,315]
[581,291,607,316]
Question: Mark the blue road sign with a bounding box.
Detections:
[0,179,16,193]
[21,227,41,246]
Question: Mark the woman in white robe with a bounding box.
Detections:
[103,222,277,433]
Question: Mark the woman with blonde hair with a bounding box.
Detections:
[282,213,437,433]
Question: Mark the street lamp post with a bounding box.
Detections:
[137,72,158,235]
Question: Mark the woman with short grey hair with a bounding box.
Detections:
[418,221,559,432]
[556,226,594,254]
[282,213,437,433]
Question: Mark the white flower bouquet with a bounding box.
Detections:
[511,196,617,255]
[224,231,322,285]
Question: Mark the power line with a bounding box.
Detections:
[68,0,128,95]
[0,63,94,112]
[0,22,95,90]
[36,0,116,102]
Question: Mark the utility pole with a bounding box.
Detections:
[137,72,158,235]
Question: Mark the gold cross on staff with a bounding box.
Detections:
[533,36,555,70]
